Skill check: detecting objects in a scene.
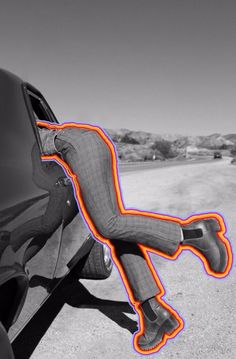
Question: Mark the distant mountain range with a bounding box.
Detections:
[105,128,236,161]
[106,128,236,148]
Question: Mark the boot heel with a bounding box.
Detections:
[164,316,179,334]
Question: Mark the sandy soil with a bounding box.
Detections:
[22,158,236,359]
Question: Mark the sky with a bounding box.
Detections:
[0,0,235,135]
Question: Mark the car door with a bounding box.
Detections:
[0,76,68,340]
[26,88,90,281]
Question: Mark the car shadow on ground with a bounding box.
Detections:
[12,274,137,359]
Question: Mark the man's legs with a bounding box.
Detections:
[54,127,182,350]
[52,126,229,353]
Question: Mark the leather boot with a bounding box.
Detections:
[138,298,179,351]
[182,218,227,273]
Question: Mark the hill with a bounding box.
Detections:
[105,128,236,161]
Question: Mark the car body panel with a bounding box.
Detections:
[0,69,91,341]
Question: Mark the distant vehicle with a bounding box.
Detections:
[213,151,222,159]
[0,69,113,358]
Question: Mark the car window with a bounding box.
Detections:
[24,88,58,154]
[27,90,56,123]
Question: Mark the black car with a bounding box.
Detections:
[0,69,113,358]
[213,151,222,159]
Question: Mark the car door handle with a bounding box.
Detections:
[55,177,72,187]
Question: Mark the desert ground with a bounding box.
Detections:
[13,157,236,359]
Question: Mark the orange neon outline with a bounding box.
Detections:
[37,120,233,355]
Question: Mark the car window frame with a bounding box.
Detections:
[22,83,59,154]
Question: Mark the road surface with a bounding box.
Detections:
[14,158,236,359]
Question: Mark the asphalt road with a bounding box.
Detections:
[13,158,236,359]
[119,157,215,174]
